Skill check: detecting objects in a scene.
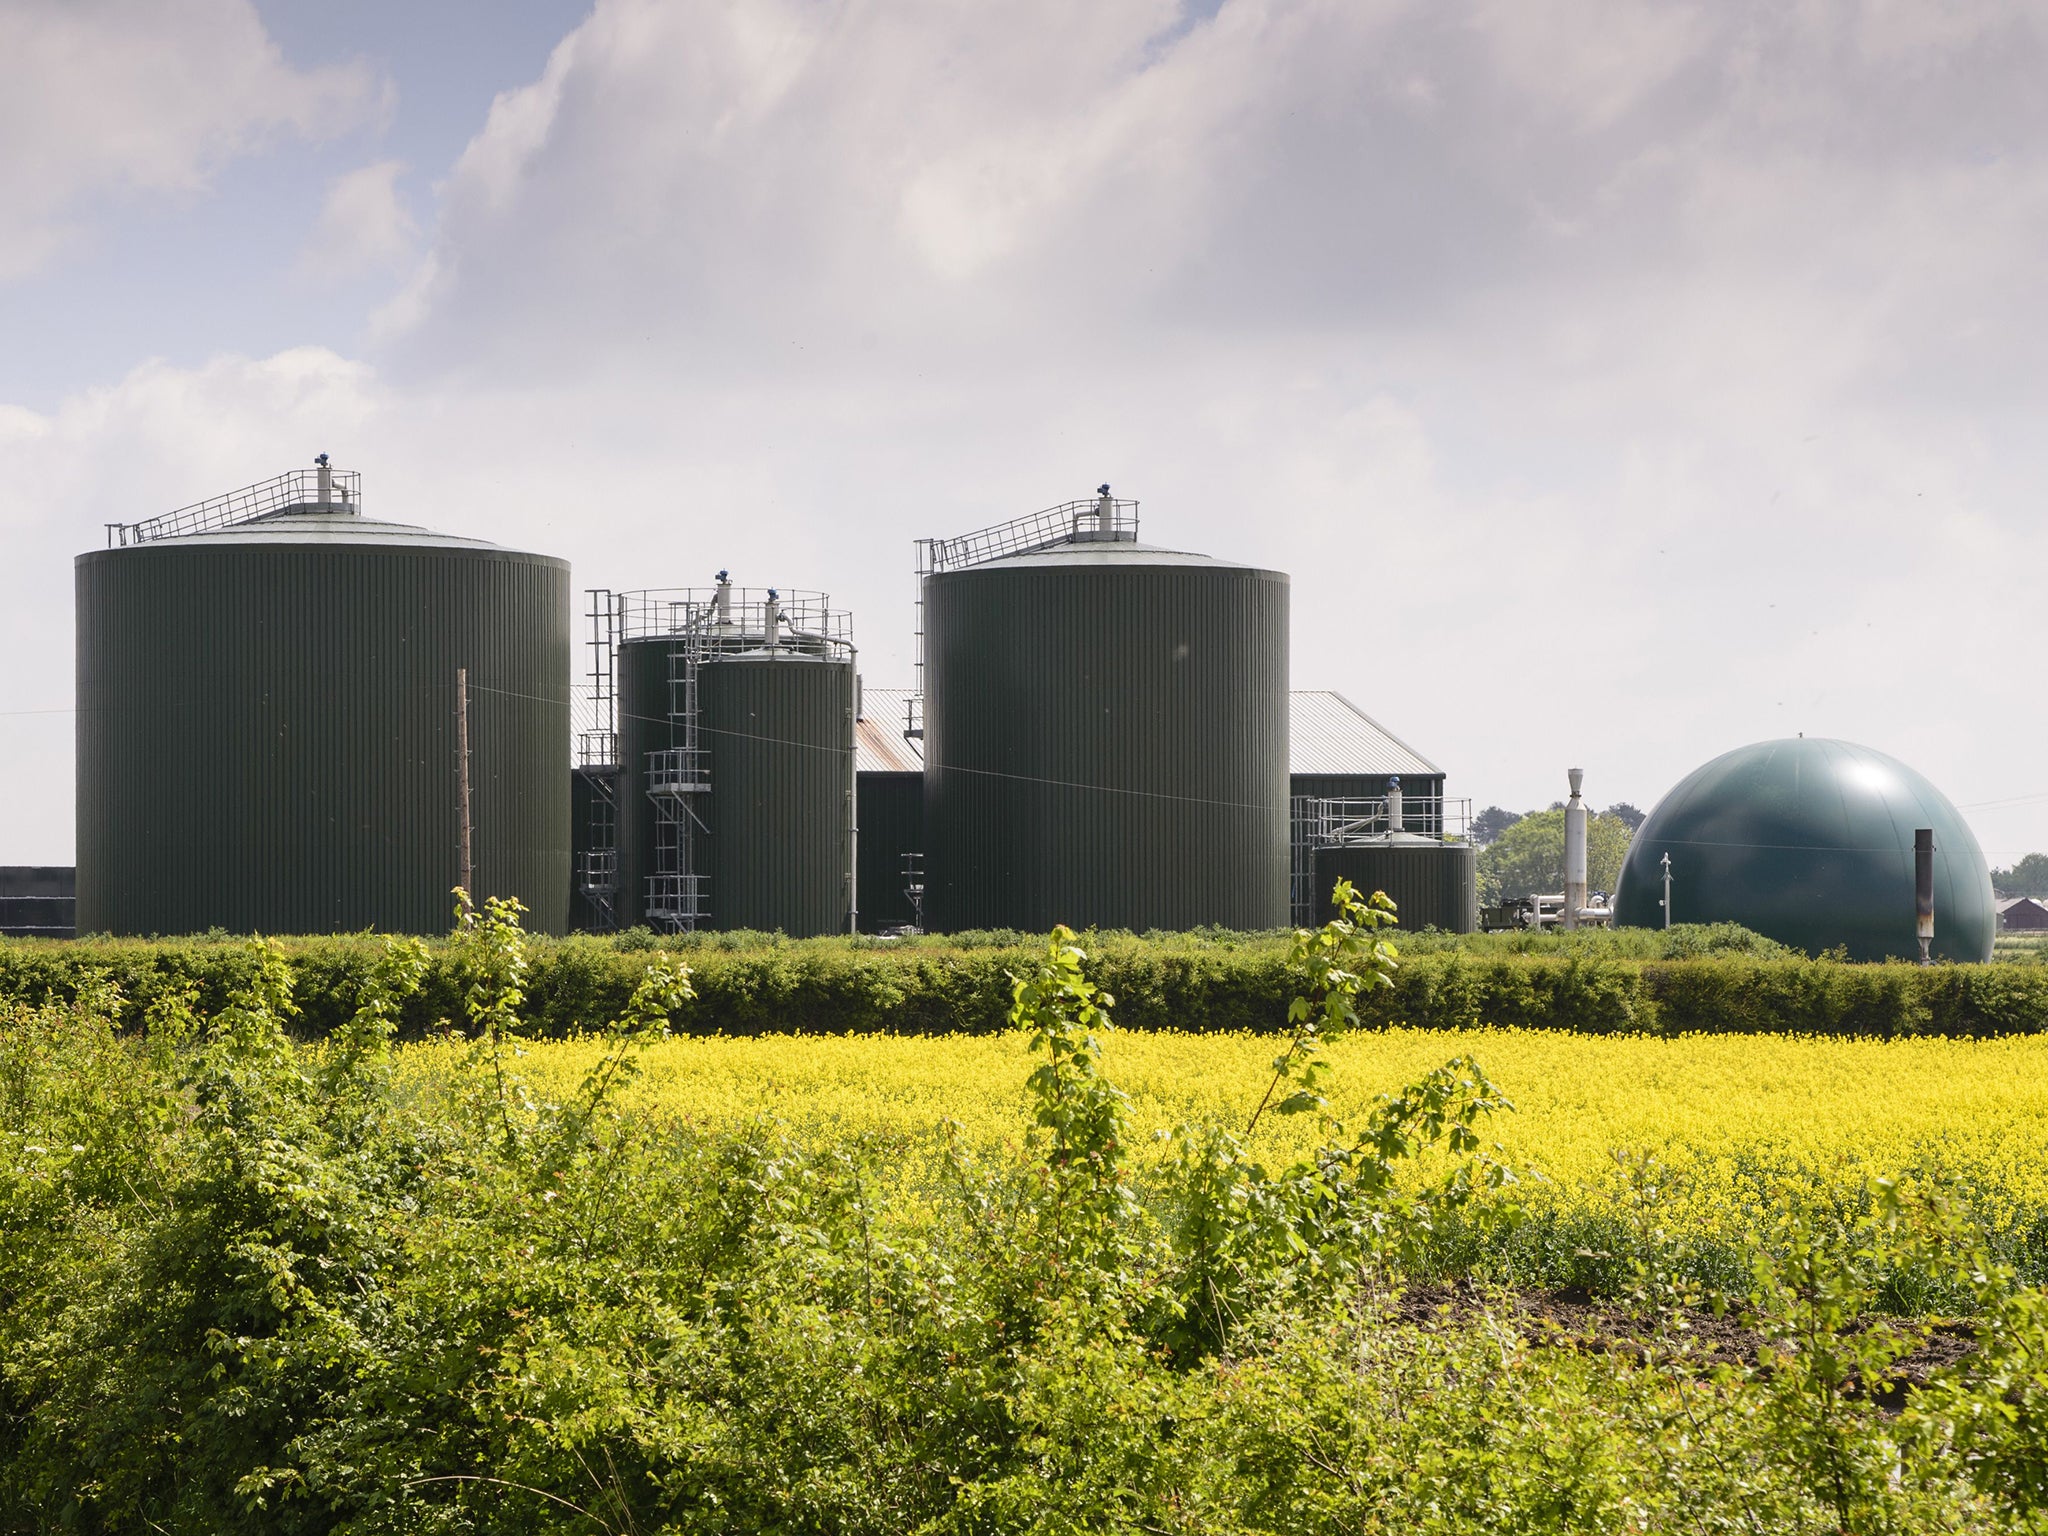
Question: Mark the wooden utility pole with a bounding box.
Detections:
[456,666,474,911]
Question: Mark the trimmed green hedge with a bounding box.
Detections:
[5,930,2048,1039]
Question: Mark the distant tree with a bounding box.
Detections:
[1991,853,2048,897]
[1478,809,1634,902]
[1604,801,1647,833]
[1470,806,1524,847]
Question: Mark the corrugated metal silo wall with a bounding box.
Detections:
[699,656,854,936]
[1313,845,1477,933]
[76,543,570,936]
[856,771,923,929]
[924,561,1289,933]
[613,638,674,930]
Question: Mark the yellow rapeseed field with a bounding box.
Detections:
[396,1028,2048,1235]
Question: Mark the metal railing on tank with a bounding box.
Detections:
[611,587,853,655]
[1307,795,1473,846]
[918,495,1139,575]
[909,490,1139,712]
[106,466,362,546]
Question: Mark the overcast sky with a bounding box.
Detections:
[3,0,2045,868]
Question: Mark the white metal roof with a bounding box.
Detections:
[1288,690,1442,777]
[855,686,1439,779]
[856,687,923,773]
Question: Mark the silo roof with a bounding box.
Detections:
[132,511,518,553]
[960,539,1265,572]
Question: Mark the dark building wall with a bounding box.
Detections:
[1313,844,1478,933]
[856,771,923,930]
[614,637,672,930]
[0,866,76,938]
[698,655,855,936]
[2002,901,2048,932]
[568,766,618,933]
[76,541,571,936]
[1291,773,1447,831]
[924,554,1289,933]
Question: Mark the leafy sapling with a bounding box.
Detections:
[1010,925,1137,1279]
[1246,878,1399,1138]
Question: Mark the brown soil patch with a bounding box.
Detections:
[1393,1281,1980,1408]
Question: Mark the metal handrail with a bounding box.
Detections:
[107,467,362,546]
[611,587,852,647]
[921,497,1138,573]
[1303,795,1474,844]
[575,851,618,893]
[645,873,709,921]
[646,746,710,793]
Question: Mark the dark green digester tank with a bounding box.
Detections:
[1613,737,1994,961]
[923,534,1289,933]
[1313,843,1477,932]
[699,657,856,935]
[76,479,570,936]
[612,588,855,937]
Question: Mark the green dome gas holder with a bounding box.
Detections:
[1613,738,1994,962]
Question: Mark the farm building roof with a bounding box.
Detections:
[1288,690,1441,777]
[1997,896,2048,929]
[857,689,923,773]
[855,688,1440,779]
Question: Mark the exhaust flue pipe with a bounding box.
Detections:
[1563,768,1588,931]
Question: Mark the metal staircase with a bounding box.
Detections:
[107,463,362,546]
[910,490,1138,729]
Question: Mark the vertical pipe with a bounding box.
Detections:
[1563,767,1587,930]
[1915,828,1935,965]
[847,653,860,933]
[1660,851,1673,929]
[457,666,474,913]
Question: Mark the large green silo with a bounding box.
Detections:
[76,476,571,936]
[1613,737,1995,961]
[698,655,855,935]
[923,535,1290,933]
[612,589,855,936]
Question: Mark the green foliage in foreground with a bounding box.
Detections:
[4,893,2048,1532]
[5,919,2048,1042]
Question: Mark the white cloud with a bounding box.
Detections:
[8,0,2048,864]
[299,161,419,285]
[0,0,385,281]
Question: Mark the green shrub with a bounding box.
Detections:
[6,924,2048,1041]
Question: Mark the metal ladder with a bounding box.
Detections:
[645,598,711,929]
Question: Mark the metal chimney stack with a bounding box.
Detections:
[1915,828,1935,965]
[1563,767,1588,930]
